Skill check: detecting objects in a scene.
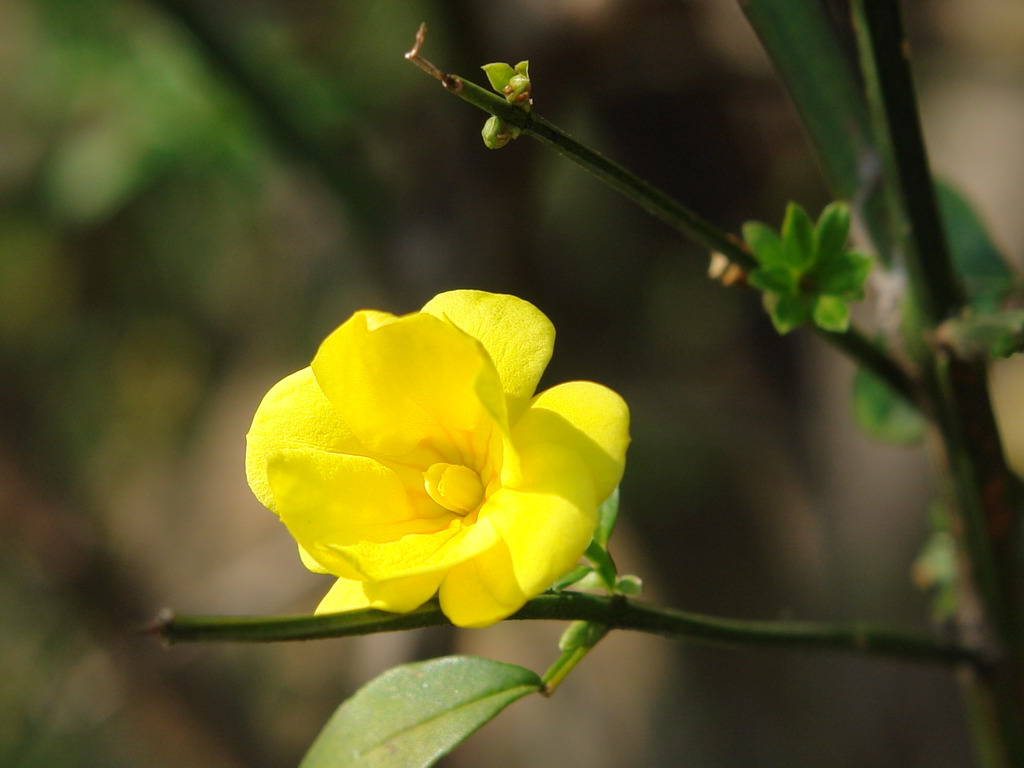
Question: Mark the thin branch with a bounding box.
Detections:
[404,25,918,408]
[851,2,1024,762]
[850,0,962,323]
[151,592,979,668]
[814,323,918,405]
[851,0,1023,664]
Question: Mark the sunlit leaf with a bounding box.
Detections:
[481,62,516,93]
[301,656,542,768]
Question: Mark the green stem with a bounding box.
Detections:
[408,54,916,408]
[851,1,1024,763]
[851,0,1021,652]
[454,75,756,270]
[540,622,609,696]
[850,0,962,323]
[814,323,917,406]
[151,593,978,667]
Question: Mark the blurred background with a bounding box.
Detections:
[2,0,1024,766]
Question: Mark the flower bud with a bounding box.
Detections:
[503,61,532,109]
[481,116,520,149]
[558,620,605,651]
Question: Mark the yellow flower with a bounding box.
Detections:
[245,290,629,627]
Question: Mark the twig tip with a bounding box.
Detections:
[404,21,427,61]
[145,607,176,643]
[404,22,460,91]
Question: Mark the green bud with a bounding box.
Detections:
[558,620,605,652]
[481,116,520,149]
[505,75,532,108]
[615,574,644,596]
[482,60,532,111]
[504,61,532,109]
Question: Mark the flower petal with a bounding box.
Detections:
[245,367,363,514]
[314,571,445,616]
[421,291,554,417]
[511,381,630,504]
[326,514,501,583]
[311,309,508,456]
[266,447,456,579]
[362,572,447,613]
[438,540,527,628]
[315,576,372,613]
[486,443,597,599]
[299,543,330,574]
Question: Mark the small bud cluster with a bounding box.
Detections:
[479,60,532,149]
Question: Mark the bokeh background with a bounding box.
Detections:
[3,0,1024,766]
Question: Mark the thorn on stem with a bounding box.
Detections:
[404,22,462,92]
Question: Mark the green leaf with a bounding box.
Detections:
[814,252,873,298]
[738,1,873,200]
[937,181,1015,313]
[738,1,900,262]
[551,563,592,590]
[742,221,783,267]
[749,267,797,294]
[301,656,542,768]
[765,292,813,334]
[614,574,644,596]
[593,486,620,548]
[781,202,815,271]
[481,62,516,93]
[584,540,618,591]
[852,366,926,445]
[812,295,851,332]
[814,201,851,261]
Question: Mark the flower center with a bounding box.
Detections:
[423,462,485,515]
